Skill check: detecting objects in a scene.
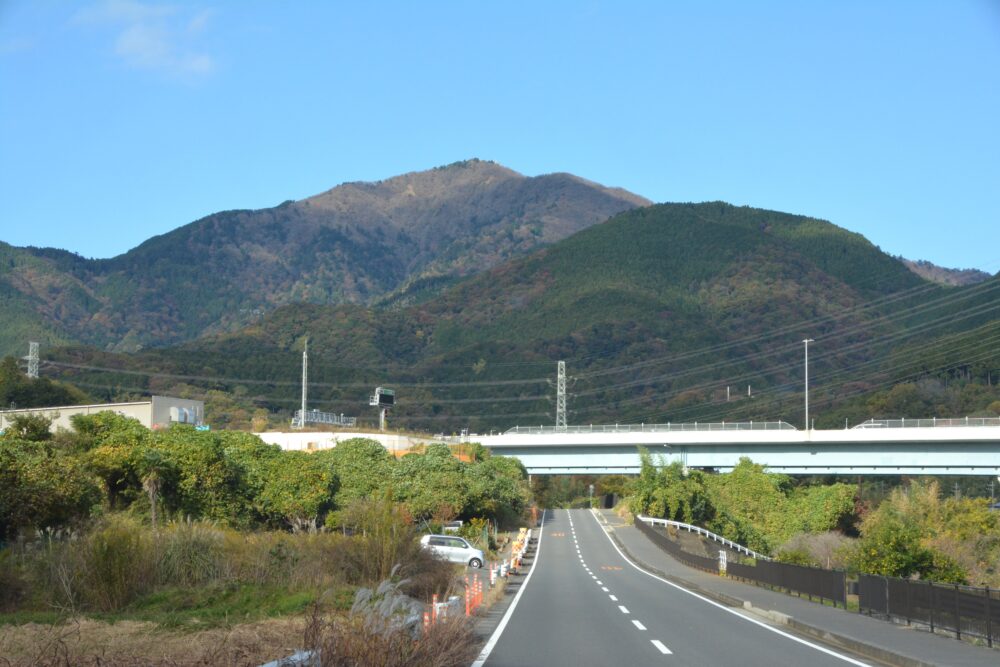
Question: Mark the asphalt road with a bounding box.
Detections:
[476,509,875,667]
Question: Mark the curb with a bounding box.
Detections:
[598,512,941,667]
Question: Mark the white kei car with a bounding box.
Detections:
[420,534,484,568]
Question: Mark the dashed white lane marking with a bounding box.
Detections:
[588,509,872,667]
[632,620,647,631]
[602,587,609,592]
[618,605,630,614]
[591,575,598,580]
[596,580,603,585]
[609,595,618,601]
[651,640,672,655]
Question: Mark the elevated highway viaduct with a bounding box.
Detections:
[476,420,1000,475]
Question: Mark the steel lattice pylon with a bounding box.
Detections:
[556,360,567,430]
[26,342,39,379]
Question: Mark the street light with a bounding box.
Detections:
[803,338,815,430]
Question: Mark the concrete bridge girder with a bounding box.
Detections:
[479,426,1000,476]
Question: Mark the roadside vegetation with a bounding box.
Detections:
[624,453,1000,587]
[0,412,530,664]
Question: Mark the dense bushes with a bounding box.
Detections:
[0,412,529,541]
[850,479,1000,585]
[628,454,855,554]
[626,453,1000,586]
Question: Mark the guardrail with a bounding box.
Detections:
[637,516,771,560]
[859,575,998,647]
[853,417,1000,429]
[633,516,719,574]
[505,421,796,435]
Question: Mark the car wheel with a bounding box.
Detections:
[469,558,483,569]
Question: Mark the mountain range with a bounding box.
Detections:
[4,160,998,432]
[0,159,647,355]
[37,200,1000,432]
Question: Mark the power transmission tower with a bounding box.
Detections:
[25,342,39,379]
[556,360,567,430]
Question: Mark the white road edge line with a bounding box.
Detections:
[632,620,647,631]
[588,509,872,667]
[651,639,672,655]
[470,509,546,667]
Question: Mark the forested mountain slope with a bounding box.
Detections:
[40,202,1000,431]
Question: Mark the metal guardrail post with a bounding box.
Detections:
[954,584,961,640]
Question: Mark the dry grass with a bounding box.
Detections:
[0,617,302,666]
[307,614,478,667]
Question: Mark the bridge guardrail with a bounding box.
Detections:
[505,421,796,435]
[637,516,771,560]
[853,417,1000,429]
[859,574,998,647]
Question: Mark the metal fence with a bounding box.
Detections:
[859,575,998,647]
[635,519,847,608]
[853,417,1000,429]
[727,560,847,608]
[633,515,718,573]
[505,421,796,435]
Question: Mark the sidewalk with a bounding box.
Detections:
[597,508,998,667]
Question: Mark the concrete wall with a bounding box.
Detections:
[258,431,441,453]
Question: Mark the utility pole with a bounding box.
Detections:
[556,360,567,431]
[296,338,308,429]
[25,342,39,379]
[803,339,815,431]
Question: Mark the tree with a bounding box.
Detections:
[392,444,469,520]
[0,439,100,540]
[322,438,393,511]
[72,412,151,509]
[1,414,53,442]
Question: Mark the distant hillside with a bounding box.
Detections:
[0,160,648,355]
[902,258,991,286]
[44,202,1000,432]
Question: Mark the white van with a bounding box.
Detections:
[420,534,484,568]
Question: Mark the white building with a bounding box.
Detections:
[0,396,205,433]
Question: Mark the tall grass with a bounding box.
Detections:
[5,503,453,614]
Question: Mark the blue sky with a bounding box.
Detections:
[1,1,998,271]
